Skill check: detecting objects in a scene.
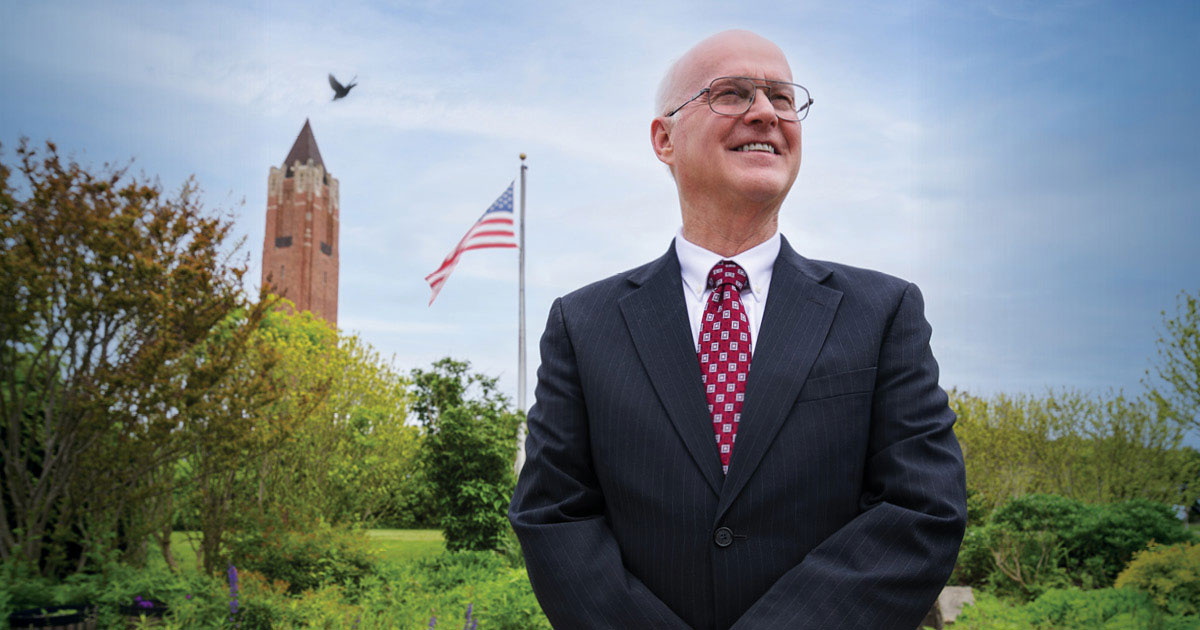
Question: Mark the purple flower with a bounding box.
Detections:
[228,564,240,621]
[138,599,154,609]
[428,614,437,628]
[462,603,474,630]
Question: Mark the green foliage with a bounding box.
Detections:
[965,488,993,527]
[1117,542,1200,617]
[411,358,508,431]
[1069,500,1195,586]
[952,389,1200,512]
[3,547,552,630]
[1149,289,1200,433]
[955,588,1199,630]
[1,140,272,577]
[227,517,376,595]
[429,405,523,552]
[0,557,231,629]
[951,522,996,586]
[179,302,416,575]
[413,358,523,552]
[951,494,1194,598]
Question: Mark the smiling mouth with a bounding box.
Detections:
[732,142,777,154]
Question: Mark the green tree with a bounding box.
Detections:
[1149,289,1200,433]
[411,358,521,550]
[180,302,416,574]
[428,404,522,551]
[0,140,271,576]
[952,389,1199,511]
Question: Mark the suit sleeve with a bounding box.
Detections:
[509,298,692,629]
[731,282,967,630]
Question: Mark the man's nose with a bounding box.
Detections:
[742,86,778,125]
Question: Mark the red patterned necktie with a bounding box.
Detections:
[698,261,751,475]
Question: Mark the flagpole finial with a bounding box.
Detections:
[519,153,527,161]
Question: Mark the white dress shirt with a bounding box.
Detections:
[674,228,781,355]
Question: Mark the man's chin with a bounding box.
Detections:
[728,173,793,205]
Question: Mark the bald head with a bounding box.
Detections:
[655,30,792,117]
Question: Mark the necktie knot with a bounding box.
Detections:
[707,260,749,293]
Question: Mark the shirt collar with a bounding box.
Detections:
[675,228,781,304]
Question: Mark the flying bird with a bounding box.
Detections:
[328,73,357,101]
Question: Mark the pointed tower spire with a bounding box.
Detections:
[264,119,340,325]
[282,119,324,175]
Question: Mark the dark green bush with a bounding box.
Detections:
[1021,587,1157,628]
[951,524,995,586]
[228,518,376,595]
[951,494,1194,598]
[0,558,230,629]
[1071,500,1195,586]
[956,587,1199,630]
[1117,542,1200,617]
[428,405,522,552]
[989,493,1086,534]
[3,550,552,629]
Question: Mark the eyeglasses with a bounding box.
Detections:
[666,76,813,122]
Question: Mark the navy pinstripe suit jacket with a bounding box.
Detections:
[509,236,967,629]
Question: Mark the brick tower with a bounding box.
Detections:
[262,119,339,325]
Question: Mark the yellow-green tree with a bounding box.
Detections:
[952,389,1199,511]
[1149,290,1200,433]
[183,301,416,574]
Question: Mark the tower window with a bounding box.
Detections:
[320,241,332,256]
[276,236,293,248]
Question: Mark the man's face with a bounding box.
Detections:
[655,35,802,208]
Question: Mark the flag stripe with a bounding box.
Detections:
[425,182,519,304]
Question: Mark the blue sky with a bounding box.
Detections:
[2,0,1197,417]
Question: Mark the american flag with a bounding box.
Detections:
[425,182,518,305]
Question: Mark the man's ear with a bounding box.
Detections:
[651,117,675,167]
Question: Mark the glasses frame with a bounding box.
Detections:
[665,76,814,122]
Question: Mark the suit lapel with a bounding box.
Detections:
[715,237,843,523]
[619,244,725,496]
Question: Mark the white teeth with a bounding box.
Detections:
[735,143,776,154]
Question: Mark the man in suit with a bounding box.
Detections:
[509,30,967,630]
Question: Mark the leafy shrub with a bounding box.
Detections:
[1071,500,1195,586]
[428,405,522,552]
[228,517,376,595]
[989,493,1087,534]
[950,525,994,586]
[985,525,1072,599]
[954,494,1194,597]
[1116,542,1200,617]
[2,548,551,629]
[965,488,993,527]
[1021,587,1157,628]
[956,587,1198,630]
[0,558,231,629]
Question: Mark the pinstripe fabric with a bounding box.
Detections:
[510,236,967,630]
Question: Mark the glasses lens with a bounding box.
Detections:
[708,78,755,116]
[790,86,812,122]
[707,78,811,121]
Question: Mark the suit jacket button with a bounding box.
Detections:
[714,527,734,548]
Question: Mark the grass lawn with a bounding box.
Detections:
[153,529,445,573]
[367,529,445,563]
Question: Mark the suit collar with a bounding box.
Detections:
[619,237,843,509]
[715,236,843,522]
[620,242,726,495]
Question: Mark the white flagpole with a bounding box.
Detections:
[515,153,528,475]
